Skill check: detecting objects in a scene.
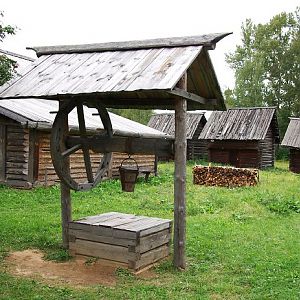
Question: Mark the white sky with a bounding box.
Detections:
[1,0,299,90]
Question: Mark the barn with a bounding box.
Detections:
[199,107,280,168]
[148,112,208,160]
[0,98,168,188]
[281,118,300,173]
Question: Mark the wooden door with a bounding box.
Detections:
[0,125,6,181]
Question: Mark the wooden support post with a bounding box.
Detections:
[173,73,187,269]
[59,101,72,249]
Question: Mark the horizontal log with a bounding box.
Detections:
[66,136,174,156]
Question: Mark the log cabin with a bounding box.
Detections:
[0,98,168,188]
[281,118,300,173]
[148,112,208,160]
[199,107,280,168]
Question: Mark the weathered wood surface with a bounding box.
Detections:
[281,118,300,149]
[69,212,172,271]
[289,149,300,173]
[0,46,202,98]
[35,132,156,186]
[200,107,280,142]
[4,124,29,183]
[30,33,231,55]
[59,101,72,249]
[66,135,173,156]
[193,165,259,187]
[173,74,187,269]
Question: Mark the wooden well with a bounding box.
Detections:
[69,212,172,271]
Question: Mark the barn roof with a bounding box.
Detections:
[148,112,206,139]
[199,107,280,142]
[281,118,300,148]
[0,98,169,138]
[0,33,230,110]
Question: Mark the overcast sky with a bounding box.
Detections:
[1,0,299,90]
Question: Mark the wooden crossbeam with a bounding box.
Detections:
[66,136,174,157]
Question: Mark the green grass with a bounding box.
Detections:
[0,160,299,299]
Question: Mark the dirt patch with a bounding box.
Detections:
[5,249,127,287]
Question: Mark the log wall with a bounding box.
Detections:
[258,126,275,168]
[187,139,208,160]
[208,140,260,168]
[36,132,156,186]
[5,124,31,188]
[289,149,300,173]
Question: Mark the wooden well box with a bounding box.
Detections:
[69,212,172,271]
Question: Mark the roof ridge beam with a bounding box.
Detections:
[28,33,232,57]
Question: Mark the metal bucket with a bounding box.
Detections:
[119,157,139,192]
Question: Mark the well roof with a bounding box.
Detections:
[0,33,230,110]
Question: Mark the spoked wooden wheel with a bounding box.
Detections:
[50,100,113,191]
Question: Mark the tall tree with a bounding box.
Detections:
[0,11,17,85]
[225,7,300,135]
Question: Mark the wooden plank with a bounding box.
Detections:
[130,244,170,271]
[173,73,187,269]
[5,179,32,189]
[69,229,137,247]
[66,136,174,156]
[140,221,172,237]
[94,215,147,228]
[70,239,135,263]
[136,229,171,253]
[75,212,122,224]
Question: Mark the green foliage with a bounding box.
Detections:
[0,161,299,299]
[109,108,153,125]
[0,11,17,85]
[226,7,300,135]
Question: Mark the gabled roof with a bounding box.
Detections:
[148,112,206,139]
[0,33,230,110]
[281,118,300,148]
[0,98,169,138]
[199,107,280,142]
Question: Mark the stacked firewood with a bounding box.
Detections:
[193,165,259,187]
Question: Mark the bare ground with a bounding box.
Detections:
[4,249,157,287]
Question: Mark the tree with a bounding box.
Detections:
[0,11,17,85]
[225,7,300,135]
[109,108,153,125]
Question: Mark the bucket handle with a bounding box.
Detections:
[120,157,139,170]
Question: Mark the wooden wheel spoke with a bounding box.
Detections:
[61,144,82,157]
[51,100,113,191]
[77,103,94,183]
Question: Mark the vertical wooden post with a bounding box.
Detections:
[59,101,72,249]
[173,73,187,269]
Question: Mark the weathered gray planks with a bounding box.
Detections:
[69,212,172,271]
[281,118,300,149]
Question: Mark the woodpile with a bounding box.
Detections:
[193,165,259,187]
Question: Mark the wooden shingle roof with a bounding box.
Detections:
[0,98,169,138]
[281,118,300,148]
[199,107,280,142]
[148,112,206,139]
[0,33,230,110]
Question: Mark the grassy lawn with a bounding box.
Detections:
[0,160,299,299]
